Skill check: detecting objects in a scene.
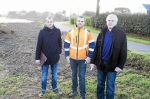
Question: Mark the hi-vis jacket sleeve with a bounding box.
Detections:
[64,32,71,57]
[87,31,95,58]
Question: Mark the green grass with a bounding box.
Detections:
[127,36,150,45]
[115,69,150,99]
[0,65,6,71]
[64,22,150,45]
[0,74,28,96]
[42,68,150,99]
[42,49,150,99]
[43,77,97,99]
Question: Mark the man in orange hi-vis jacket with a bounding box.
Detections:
[64,15,95,99]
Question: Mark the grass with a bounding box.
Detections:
[115,69,150,99]
[41,49,150,99]
[41,68,150,99]
[127,49,150,71]
[0,74,28,96]
[63,22,150,45]
[0,65,6,71]
[43,77,97,99]
[127,36,150,45]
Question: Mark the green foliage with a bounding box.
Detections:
[70,18,75,24]
[91,13,108,29]
[91,13,150,36]
[85,17,91,26]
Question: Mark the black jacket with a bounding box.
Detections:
[35,26,62,65]
[90,26,127,72]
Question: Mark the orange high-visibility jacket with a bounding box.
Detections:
[64,27,95,59]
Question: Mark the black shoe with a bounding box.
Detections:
[69,92,78,97]
[53,89,63,95]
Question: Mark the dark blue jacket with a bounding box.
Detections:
[35,26,62,65]
[91,26,127,72]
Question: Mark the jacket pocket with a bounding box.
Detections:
[111,61,117,70]
[114,40,121,49]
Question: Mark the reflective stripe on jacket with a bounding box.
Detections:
[64,27,95,59]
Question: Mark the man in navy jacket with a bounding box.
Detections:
[35,17,62,98]
[90,14,127,99]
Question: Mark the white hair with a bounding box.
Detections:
[106,14,118,23]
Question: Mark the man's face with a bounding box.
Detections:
[76,17,85,28]
[45,18,54,29]
[106,16,117,29]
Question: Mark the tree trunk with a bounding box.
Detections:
[96,0,100,16]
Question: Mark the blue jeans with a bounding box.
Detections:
[41,63,58,92]
[97,70,117,99]
[70,58,86,98]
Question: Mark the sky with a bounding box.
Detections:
[0,0,149,16]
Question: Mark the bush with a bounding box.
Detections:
[85,17,91,26]
[70,18,75,24]
[91,13,150,36]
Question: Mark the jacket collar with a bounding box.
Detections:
[74,27,85,31]
[102,25,118,42]
[44,25,56,32]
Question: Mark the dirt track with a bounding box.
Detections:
[0,22,97,99]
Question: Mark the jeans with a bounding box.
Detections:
[97,70,117,99]
[70,58,86,98]
[41,63,58,92]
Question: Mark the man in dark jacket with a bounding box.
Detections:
[90,14,127,99]
[35,17,62,98]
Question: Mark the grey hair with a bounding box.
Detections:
[106,14,118,22]
[45,16,54,21]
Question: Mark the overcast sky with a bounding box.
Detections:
[0,0,149,16]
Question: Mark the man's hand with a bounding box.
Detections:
[36,60,40,64]
[114,67,122,72]
[90,64,95,70]
[66,56,70,63]
[85,57,91,64]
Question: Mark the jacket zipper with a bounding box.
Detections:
[99,33,103,66]
[76,28,80,59]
